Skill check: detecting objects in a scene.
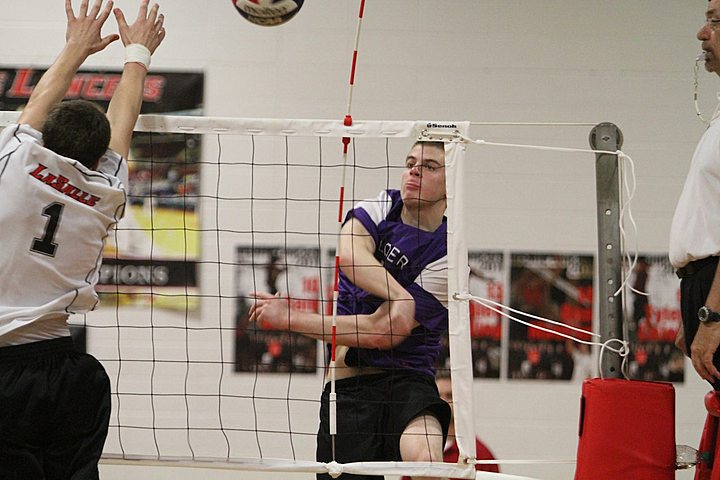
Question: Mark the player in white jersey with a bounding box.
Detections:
[0,122,127,344]
[0,1,166,478]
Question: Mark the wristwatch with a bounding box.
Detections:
[699,306,720,323]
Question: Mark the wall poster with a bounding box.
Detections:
[235,246,321,373]
[626,255,684,383]
[508,253,594,381]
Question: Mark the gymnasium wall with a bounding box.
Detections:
[0,1,711,478]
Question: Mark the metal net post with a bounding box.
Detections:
[589,122,624,378]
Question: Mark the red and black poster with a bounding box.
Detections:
[436,252,505,379]
[508,253,594,381]
[465,251,504,379]
[234,246,321,373]
[0,67,203,113]
[626,255,684,383]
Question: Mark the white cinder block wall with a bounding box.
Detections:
[0,1,712,478]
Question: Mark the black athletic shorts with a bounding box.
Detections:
[316,371,451,480]
[0,336,111,480]
[679,256,720,390]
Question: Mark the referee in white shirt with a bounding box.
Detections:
[670,0,720,389]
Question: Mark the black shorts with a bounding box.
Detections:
[0,337,111,480]
[679,256,720,390]
[316,371,451,480]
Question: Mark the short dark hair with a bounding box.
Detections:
[413,140,445,152]
[42,99,111,169]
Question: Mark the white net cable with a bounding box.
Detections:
[615,152,644,297]
[464,294,629,380]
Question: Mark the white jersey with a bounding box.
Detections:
[0,124,127,345]
[670,118,720,268]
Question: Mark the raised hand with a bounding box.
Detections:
[113,0,166,54]
[65,0,119,55]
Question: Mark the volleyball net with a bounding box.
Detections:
[0,112,642,479]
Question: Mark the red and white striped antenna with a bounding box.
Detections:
[328,0,366,461]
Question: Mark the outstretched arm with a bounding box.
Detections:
[18,0,119,131]
[691,262,720,383]
[247,293,415,350]
[106,0,166,159]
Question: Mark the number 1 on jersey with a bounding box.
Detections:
[32,202,64,256]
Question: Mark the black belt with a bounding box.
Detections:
[676,256,719,279]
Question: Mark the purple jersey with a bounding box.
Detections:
[338,189,448,377]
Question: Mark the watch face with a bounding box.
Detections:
[700,306,720,322]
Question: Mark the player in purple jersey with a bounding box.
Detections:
[249,141,451,480]
[0,1,165,478]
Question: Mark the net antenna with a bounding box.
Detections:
[328,0,366,462]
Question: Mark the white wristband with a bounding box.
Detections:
[124,44,151,70]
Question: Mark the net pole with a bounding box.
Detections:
[329,0,366,460]
[590,123,625,378]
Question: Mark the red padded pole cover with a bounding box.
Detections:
[574,378,676,480]
[695,392,720,480]
[695,411,717,480]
